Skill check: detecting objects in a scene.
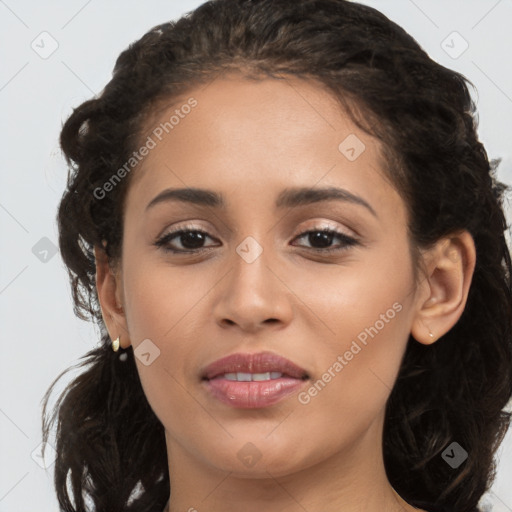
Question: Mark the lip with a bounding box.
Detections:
[201,351,310,408]
[201,351,309,380]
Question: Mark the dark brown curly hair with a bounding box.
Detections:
[41,0,512,511]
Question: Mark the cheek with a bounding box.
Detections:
[122,253,209,340]
[120,251,232,384]
[290,283,412,469]
[296,244,414,401]
[291,241,413,347]
[120,256,213,432]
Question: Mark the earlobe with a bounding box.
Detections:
[94,244,130,349]
[411,231,476,345]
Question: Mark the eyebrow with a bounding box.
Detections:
[145,186,377,217]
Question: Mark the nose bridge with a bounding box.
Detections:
[230,233,275,299]
[228,202,275,286]
[212,230,293,330]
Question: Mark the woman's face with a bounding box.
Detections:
[114,75,426,478]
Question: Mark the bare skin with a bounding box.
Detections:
[95,73,476,512]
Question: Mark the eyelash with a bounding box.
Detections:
[153,224,360,255]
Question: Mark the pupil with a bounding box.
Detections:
[310,231,333,248]
[182,231,205,249]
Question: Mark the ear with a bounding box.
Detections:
[94,243,131,349]
[410,230,476,345]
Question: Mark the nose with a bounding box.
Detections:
[211,241,294,334]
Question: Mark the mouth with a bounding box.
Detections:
[209,371,306,381]
[201,351,310,380]
[201,351,310,408]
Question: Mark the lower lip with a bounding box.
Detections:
[204,377,307,408]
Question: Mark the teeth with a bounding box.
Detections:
[222,372,284,381]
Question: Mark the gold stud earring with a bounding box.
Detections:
[112,336,120,352]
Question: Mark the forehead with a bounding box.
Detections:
[124,75,403,220]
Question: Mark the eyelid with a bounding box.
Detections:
[157,221,213,239]
[294,220,355,238]
[158,218,355,240]
[154,220,360,255]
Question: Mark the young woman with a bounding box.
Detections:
[41,1,512,511]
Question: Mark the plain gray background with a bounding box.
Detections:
[1,1,511,510]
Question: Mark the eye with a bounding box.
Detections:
[154,225,360,255]
[291,227,359,254]
[154,225,218,254]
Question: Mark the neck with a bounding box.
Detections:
[161,414,423,512]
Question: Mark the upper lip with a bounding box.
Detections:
[201,351,309,380]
